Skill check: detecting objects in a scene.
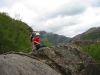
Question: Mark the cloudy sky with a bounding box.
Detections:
[0,0,100,37]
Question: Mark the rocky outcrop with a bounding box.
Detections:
[0,45,100,75]
[0,53,61,75]
[33,46,100,75]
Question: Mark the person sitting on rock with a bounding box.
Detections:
[33,32,40,50]
[33,32,46,50]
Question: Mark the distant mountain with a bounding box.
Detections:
[71,27,100,42]
[40,31,71,45]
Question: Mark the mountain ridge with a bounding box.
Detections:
[40,31,71,45]
[71,27,100,42]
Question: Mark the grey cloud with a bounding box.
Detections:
[54,4,86,16]
[0,0,6,7]
[47,26,64,32]
[0,0,21,8]
[47,20,80,32]
[39,2,86,21]
[0,0,15,8]
[90,0,100,7]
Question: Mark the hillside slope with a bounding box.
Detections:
[0,13,33,53]
[71,27,100,42]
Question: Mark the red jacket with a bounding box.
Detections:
[33,35,40,45]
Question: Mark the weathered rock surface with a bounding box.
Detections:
[0,45,100,75]
[33,46,100,75]
[0,54,61,75]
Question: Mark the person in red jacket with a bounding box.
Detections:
[33,33,41,50]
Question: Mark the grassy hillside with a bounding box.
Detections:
[80,43,100,63]
[72,27,100,42]
[81,32,100,40]
[0,12,33,53]
[71,27,100,62]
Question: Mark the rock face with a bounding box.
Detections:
[0,45,100,75]
[0,54,61,75]
[34,46,100,75]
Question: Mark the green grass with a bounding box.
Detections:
[81,43,100,62]
[0,12,33,54]
[81,32,100,40]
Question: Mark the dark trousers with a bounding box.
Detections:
[35,44,46,50]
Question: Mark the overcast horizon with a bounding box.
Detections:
[0,0,100,37]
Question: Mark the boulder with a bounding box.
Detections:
[0,54,61,75]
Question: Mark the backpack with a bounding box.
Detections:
[31,32,35,42]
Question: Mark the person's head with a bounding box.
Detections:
[36,33,40,36]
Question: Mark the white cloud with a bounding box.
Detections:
[0,0,100,37]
